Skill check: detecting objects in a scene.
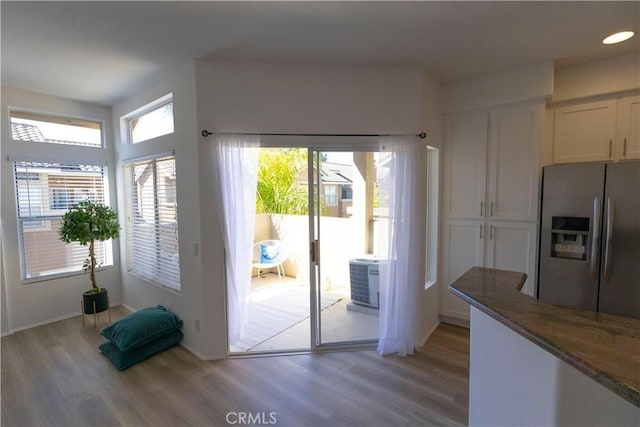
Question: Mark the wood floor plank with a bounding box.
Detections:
[2,308,469,426]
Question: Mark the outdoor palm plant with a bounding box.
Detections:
[256,148,326,215]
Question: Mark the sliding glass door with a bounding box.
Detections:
[228,144,383,354]
[309,150,382,348]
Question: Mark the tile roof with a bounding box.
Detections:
[11,121,97,147]
[320,162,352,185]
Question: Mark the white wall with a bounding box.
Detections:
[1,220,8,335]
[111,63,206,358]
[443,61,554,113]
[0,87,120,333]
[417,70,443,344]
[552,52,640,103]
[196,60,431,358]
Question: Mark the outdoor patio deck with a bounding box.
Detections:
[229,273,379,353]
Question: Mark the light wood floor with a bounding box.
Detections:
[1,306,470,426]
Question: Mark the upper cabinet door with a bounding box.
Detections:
[616,95,640,160]
[487,104,542,222]
[443,111,488,219]
[553,100,617,164]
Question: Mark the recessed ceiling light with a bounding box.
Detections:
[602,31,635,45]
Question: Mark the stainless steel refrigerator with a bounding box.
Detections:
[538,161,640,319]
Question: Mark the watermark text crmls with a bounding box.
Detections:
[226,411,277,425]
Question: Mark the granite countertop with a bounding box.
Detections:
[449,266,640,408]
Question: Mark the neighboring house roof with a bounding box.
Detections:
[14,161,102,174]
[11,121,46,141]
[11,121,96,147]
[320,162,352,185]
[134,157,175,181]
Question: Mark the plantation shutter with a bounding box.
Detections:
[123,154,181,291]
[13,161,110,280]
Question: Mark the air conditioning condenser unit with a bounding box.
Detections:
[349,258,386,309]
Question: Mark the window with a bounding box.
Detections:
[13,161,111,281]
[324,185,338,206]
[425,147,439,289]
[10,110,102,148]
[124,154,180,291]
[341,184,353,200]
[126,95,174,144]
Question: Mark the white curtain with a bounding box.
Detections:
[377,135,422,356]
[212,134,260,344]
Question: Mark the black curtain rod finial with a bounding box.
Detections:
[202,130,213,137]
[418,132,427,139]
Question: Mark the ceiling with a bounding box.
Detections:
[2,1,638,106]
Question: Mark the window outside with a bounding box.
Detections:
[10,110,102,148]
[128,100,174,144]
[13,161,110,281]
[124,155,180,291]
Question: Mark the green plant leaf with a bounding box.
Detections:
[58,200,120,290]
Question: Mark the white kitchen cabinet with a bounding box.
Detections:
[616,95,640,160]
[443,111,488,219]
[441,100,542,321]
[488,105,542,221]
[440,220,484,321]
[484,221,537,297]
[443,103,541,222]
[552,100,617,164]
[440,220,538,320]
[552,95,640,163]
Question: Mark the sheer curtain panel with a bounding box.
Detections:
[212,135,259,344]
[377,136,422,356]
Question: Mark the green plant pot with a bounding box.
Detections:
[83,289,109,314]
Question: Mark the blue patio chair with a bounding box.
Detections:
[252,240,289,280]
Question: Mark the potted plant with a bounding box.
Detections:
[59,200,120,315]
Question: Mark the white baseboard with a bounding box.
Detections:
[3,303,123,335]
[440,314,470,329]
[120,303,135,313]
[416,319,441,349]
[179,342,225,361]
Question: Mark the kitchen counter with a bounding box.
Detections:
[449,266,640,409]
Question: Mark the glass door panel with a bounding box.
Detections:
[229,147,312,354]
[312,150,381,346]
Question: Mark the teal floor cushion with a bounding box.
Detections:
[100,329,184,371]
[101,305,183,352]
[99,305,184,371]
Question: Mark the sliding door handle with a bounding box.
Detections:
[310,240,320,265]
[589,197,600,281]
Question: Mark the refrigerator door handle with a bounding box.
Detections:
[603,197,614,284]
[590,196,600,281]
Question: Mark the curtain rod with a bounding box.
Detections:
[201,130,427,139]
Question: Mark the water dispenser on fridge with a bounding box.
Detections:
[550,216,589,261]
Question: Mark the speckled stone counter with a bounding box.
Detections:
[449,266,640,408]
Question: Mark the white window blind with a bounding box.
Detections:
[13,161,111,281]
[124,154,180,291]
